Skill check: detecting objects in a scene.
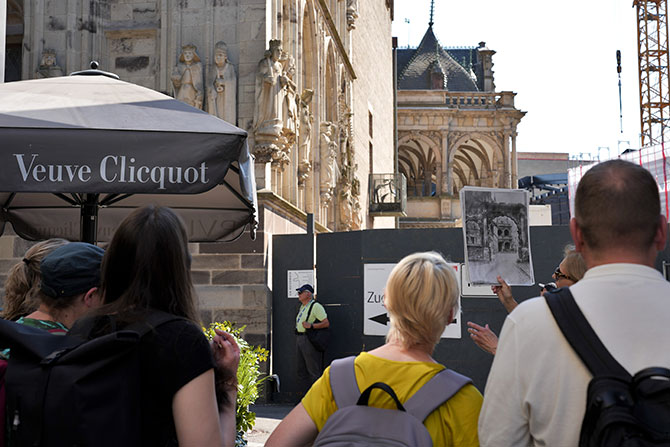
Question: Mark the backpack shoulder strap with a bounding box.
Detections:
[403,369,472,422]
[306,301,316,321]
[544,287,630,380]
[329,356,360,409]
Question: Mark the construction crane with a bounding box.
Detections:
[634,0,670,147]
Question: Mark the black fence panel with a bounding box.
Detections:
[271,225,670,403]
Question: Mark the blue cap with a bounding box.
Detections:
[296,284,314,294]
[40,242,105,298]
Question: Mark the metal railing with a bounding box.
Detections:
[368,173,407,216]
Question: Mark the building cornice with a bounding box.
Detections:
[258,190,330,233]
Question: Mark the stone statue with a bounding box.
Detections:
[320,121,339,201]
[352,197,363,230]
[280,54,298,142]
[298,89,314,182]
[253,39,287,159]
[339,182,353,230]
[171,44,204,109]
[206,41,237,123]
[35,49,64,78]
[346,0,360,30]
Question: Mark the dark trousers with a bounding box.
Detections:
[296,334,322,392]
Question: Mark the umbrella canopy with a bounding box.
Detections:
[0,73,257,243]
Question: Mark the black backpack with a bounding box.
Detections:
[0,311,180,447]
[545,288,670,447]
[313,356,472,446]
[305,301,330,352]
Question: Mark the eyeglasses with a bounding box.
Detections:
[553,267,574,282]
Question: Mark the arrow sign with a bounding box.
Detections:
[364,263,462,339]
[369,312,390,326]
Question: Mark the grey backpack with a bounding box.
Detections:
[313,356,472,447]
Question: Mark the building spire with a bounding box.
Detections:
[429,0,435,27]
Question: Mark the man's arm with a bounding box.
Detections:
[492,276,518,314]
[311,318,329,329]
[478,316,531,447]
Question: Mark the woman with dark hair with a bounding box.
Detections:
[90,205,239,447]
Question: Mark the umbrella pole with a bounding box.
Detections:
[80,193,99,244]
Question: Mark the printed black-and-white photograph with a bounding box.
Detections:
[460,187,534,285]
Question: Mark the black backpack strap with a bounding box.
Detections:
[544,288,630,380]
[329,356,360,409]
[357,382,405,411]
[305,301,316,322]
[403,369,472,422]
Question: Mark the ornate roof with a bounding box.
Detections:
[397,26,479,92]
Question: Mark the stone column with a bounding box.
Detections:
[503,131,511,188]
[65,0,77,72]
[511,132,518,188]
[255,161,272,191]
[160,0,169,92]
[442,132,451,195]
[272,164,281,195]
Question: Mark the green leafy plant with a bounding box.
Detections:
[204,321,270,447]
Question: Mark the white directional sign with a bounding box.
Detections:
[363,263,462,338]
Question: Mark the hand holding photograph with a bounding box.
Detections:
[460,187,535,285]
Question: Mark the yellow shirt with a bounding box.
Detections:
[302,352,482,446]
[295,300,327,333]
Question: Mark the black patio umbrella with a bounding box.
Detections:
[0,67,257,243]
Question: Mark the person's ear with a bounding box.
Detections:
[83,287,100,308]
[447,308,455,326]
[654,214,668,252]
[570,217,585,252]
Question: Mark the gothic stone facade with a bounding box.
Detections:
[2,0,395,368]
[396,26,525,228]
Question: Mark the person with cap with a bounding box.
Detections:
[1,238,69,322]
[17,242,104,333]
[295,283,329,389]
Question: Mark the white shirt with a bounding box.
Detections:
[479,263,670,447]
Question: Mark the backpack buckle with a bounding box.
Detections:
[41,349,69,365]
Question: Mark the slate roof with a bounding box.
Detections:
[397,26,479,92]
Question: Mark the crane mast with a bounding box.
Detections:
[635,0,670,147]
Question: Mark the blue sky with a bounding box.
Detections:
[392,0,641,158]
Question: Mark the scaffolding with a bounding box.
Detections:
[635,0,670,147]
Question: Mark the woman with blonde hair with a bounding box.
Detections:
[267,251,483,446]
[2,238,69,321]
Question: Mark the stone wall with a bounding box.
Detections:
[351,0,395,229]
